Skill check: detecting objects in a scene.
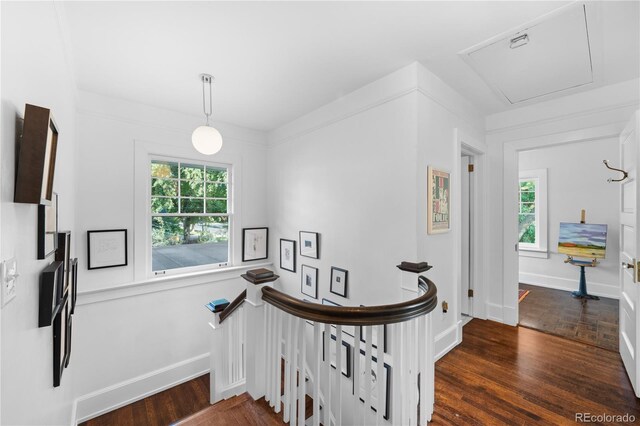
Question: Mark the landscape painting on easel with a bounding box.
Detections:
[558,222,608,259]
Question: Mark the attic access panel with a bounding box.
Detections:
[464,4,593,104]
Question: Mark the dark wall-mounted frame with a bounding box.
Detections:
[330,267,348,298]
[52,294,69,387]
[87,229,128,270]
[39,261,63,327]
[279,238,296,272]
[70,258,78,314]
[56,231,71,296]
[357,350,391,420]
[37,192,58,259]
[301,264,318,299]
[242,227,269,261]
[323,332,352,378]
[299,231,319,259]
[15,104,58,204]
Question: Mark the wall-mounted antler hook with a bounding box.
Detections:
[603,160,628,183]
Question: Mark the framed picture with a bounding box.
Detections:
[87,229,128,270]
[427,166,450,234]
[39,261,63,327]
[330,267,348,298]
[280,239,296,272]
[53,294,69,387]
[65,307,73,368]
[301,265,318,299]
[323,332,352,377]
[357,350,391,420]
[242,227,268,261]
[359,324,388,353]
[37,192,58,259]
[56,231,71,296]
[299,231,319,259]
[70,258,78,315]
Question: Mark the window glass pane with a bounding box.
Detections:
[520,203,535,214]
[206,199,227,214]
[180,181,204,197]
[518,214,536,244]
[181,198,204,213]
[151,161,178,178]
[152,216,229,271]
[151,179,178,197]
[520,191,535,203]
[206,168,228,182]
[520,180,535,191]
[151,197,178,213]
[180,164,205,181]
[206,183,227,199]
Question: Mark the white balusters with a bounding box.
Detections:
[335,325,343,426]
[313,322,321,426]
[376,324,384,425]
[353,325,362,425]
[324,323,332,426]
[297,318,306,426]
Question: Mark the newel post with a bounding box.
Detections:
[242,271,279,400]
[398,261,433,300]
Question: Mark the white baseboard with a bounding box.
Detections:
[519,272,619,299]
[73,353,210,425]
[486,302,503,323]
[434,322,461,361]
[503,306,518,326]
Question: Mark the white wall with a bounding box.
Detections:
[1,2,78,424]
[486,78,640,325]
[71,91,270,422]
[518,139,620,299]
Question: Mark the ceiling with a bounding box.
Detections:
[61,1,640,131]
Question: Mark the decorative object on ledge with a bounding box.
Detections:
[299,231,319,259]
[69,258,78,314]
[37,192,58,259]
[330,267,348,298]
[603,159,628,183]
[87,229,128,270]
[206,298,230,313]
[39,261,63,327]
[55,231,71,296]
[427,166,450,234]
[301,264,318,299]
[52,294,69,387]
[279,238,296,272]
[241,268,279,285]
[242,227,268,262]
[14,104,58,204]
[397,261,432,273]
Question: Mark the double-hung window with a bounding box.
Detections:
[518,169,548,255]
[150,159,231,274]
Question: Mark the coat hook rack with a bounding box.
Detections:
[603,160,628,183]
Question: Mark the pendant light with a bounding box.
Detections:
[192,74,223,155]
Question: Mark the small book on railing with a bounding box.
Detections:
[205,298,230,313]
[247,268,274,279]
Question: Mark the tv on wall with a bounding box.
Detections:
[558,222,608,259]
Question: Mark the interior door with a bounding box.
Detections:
[619,110,640,397]
[461,155,472,316]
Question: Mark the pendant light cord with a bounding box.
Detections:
[202,76,213,126]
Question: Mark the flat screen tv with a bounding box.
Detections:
[558,222,607,259]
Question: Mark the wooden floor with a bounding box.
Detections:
[431,319,639,425]
[82,319,639,425]
[519,283,618,351]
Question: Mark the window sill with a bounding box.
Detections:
[518,249,548,259]
[77,262,273,307]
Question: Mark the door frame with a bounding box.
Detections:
[455,129,488,324]
[502,123,625,325]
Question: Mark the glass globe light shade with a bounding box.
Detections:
[192,125,223,155]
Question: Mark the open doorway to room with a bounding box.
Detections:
[517,139,620,351]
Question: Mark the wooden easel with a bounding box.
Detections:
[564,209,600,300]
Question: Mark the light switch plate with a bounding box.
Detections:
[2,257,18,307]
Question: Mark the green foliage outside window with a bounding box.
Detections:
[519,179,536,244]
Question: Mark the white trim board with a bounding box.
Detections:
[73,353,209,425]
[519,272,619,300]
[434,322,462,362]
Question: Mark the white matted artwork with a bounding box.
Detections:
[357,350,391,420]
[330,267,348,298]
[280,238,296,272]
[299,231,319,259]
[301,264,318,299]
[242,227,268,261]
[87,229,128,270]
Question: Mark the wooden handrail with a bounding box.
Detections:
[219,289,247,324]
[261,276,437,326]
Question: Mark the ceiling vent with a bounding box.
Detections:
[460,3,595,105]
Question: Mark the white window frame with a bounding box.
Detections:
[518,169,548,258]
[134,140,242,281]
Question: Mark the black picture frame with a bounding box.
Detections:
[39,261,63,327]
[37,192,58,259]
[53,294,69,387]
[56,231,71,296]
[359,312,388,354]
[301,265,318,299]
[87,229,128,270]
[70,258,78,315]
[279,238,296,272]
[299,231,319,259]
[322,332,352,378]
[330,267,348,298]
[357,349,391,420]
[64,307,72,368]
[242,227,269,262]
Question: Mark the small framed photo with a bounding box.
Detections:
[70,258,78,315]
[38,260,64,327]
[56,231,71,296]
[323,332,352,378]
[37,192,58,259]
[299,231,319,259]
[330,267,348,298]
[53,294,69,387]
[87,229,128,270]
[301,265,318,299]
[359,324,388,354]
[280,239,296,272]
[357,350,391,420]
[242,227,268,261]
[428,166,451,234]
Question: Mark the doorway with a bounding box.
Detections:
[460,154,474,324]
